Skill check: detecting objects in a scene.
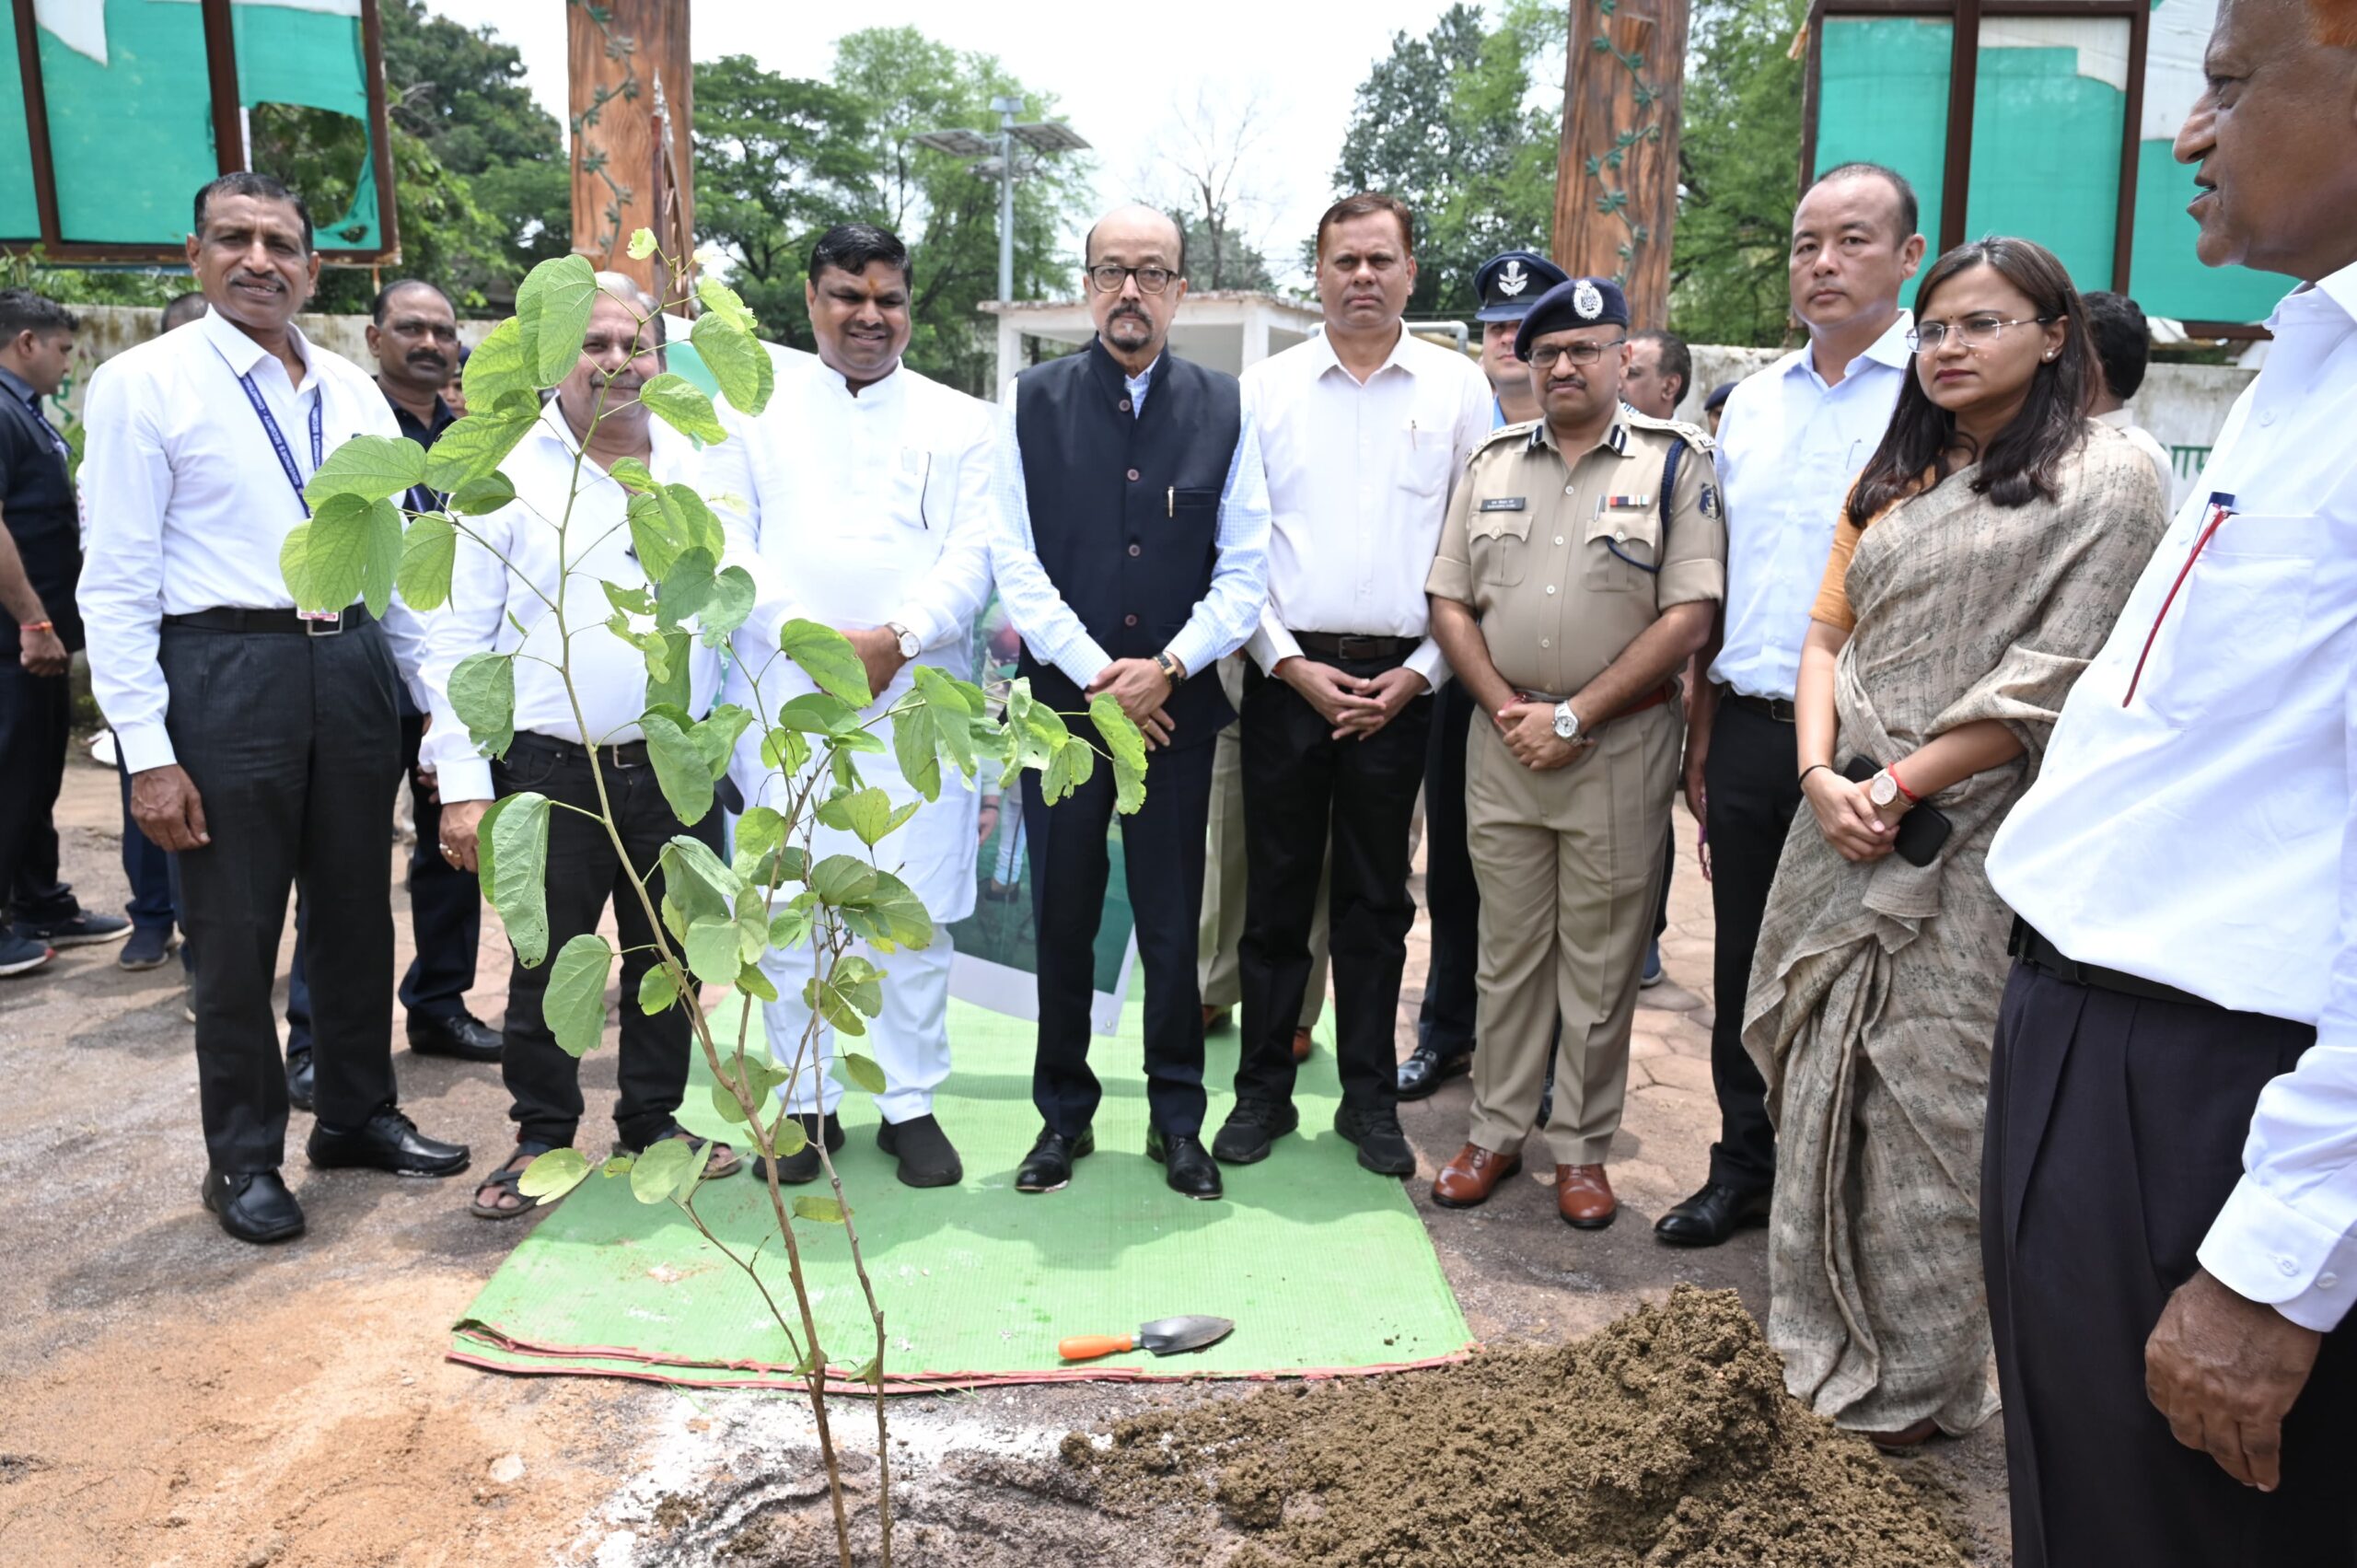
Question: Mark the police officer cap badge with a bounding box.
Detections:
[1573,279,1604,320]
[1499,260,1529,297]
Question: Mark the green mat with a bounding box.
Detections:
[449,988,1473,1393]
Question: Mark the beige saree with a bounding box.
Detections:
[1741,426,2166,1434]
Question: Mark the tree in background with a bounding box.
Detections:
[1145,87,1280,295]
[1671,0,1807,346]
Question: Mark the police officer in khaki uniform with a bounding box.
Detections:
[1424,276,1724,1229]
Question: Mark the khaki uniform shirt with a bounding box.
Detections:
[1426,410,1726,697]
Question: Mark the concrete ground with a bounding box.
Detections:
[0,749,2009,1566]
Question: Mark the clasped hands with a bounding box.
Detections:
[1279,658,1427,742]
[1086,657,1177,748]
[1493,699,1586,771]
[1800,766,1906,863]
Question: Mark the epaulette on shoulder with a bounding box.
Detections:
[1470,419,1541,462]
[1621,406,1715,454]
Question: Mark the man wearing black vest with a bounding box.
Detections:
[991,203,1271,1201]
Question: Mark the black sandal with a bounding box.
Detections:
[470,1143,556,1221]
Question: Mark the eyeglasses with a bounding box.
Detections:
[1086,264,1177,296]
[1527,338,1626,372]
[1907,315,2055,353]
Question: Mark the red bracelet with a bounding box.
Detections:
[18,620,52,633]
[1887,762,1920,805]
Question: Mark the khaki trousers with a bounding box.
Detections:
[1200,660,1327,1027]
[1465,703,1681,1167]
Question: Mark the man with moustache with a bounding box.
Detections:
[79,174,469,1244]
[1980,0,2357,1555]
[1215,194,1491,1179]
[1423,276,1723,1228]
[709,223,995,1191]
[1657,163,1922,1249]
[992,203,1270,1202]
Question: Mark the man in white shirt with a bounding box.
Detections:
[708,224,994,1192]
[2084,288,2180,501]
[1214,193,1492,1180]
[1656,164,1922,1249]
[1980,0,2357,1556]
[78,174,468,1245]
[430,280,740,1220]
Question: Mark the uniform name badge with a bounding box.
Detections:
[1479,497,1527,512]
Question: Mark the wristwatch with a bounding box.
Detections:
[887,621,921,659]
[1868,768,1901,809]
[1552,701,1582,743]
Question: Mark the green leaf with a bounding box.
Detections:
[638,963,679,1016]
[662,483,726,558]
[735,960,778,1003]
[768,901,814,951]
[692,704,754,780]
[600,1154,634,1177]
[518,1146,590,1204]
[601,580,654,617]
[697,274,759,334]
[609,455,659,494]
[698,566,756,644]
[447,651,517,756]
[1040,735,1093,805]
[661,832,743,912]
[842,1051,888,1095]
[638,372,728,443]
[735,806,785,860]
[544,933,613,1057]
[397,512,457,611]
[778,619,872,707]
[892,707,941,802]
[483,791,552,967]
[303,433,425,509]
[446,472,517,517]
[804,973,869,1037]
[842,786,897,848]
[462,318,532,412]
[691,310,773,418]
[627,226,658,261]
[710,1078,751,1124]
[643,627,693,713]
[684,915,741,984]
[517,254,600,386]
[424,408,538,493]
[292,493,401,615]
[847,1355,883,1388]
[793,1195,846,1225]
[809,854,878,908]
[639,707,714,826]
[773,692,859,736]
[1090,694,1150,816]
[761,726,811,776]
[656,547,719,630]
[624,492,683,580]
[834,955,886,1017]
[770,1112,809,1156]
[630,1134,694,1204]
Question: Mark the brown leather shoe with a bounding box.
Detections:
[1431,1144,1522,1209]
[1202,1005,1232,1033]
[1555,1163,1618,1229]
[1291,1027,1313,1063]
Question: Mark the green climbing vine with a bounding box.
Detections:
[565,0,642,264]
[1581,0,1664,288]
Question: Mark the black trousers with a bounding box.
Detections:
[493,735,721,1151]
[160,620,405,1171]
[285,710,483,1053]
[1697,698,1794,1190]
[1984,960,2355,1567]
[1417,676,1480,1055]
[0,657,78,931]
[1024,732,1216,1139]
[1237,655,1433,1117]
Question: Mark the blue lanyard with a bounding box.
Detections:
[237,372,325,517]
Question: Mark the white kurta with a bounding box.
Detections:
[710,348,998,922]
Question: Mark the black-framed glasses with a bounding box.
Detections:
[1527,338,1626,371]
[1908,315,2056,353]
[1086,264,1177,296]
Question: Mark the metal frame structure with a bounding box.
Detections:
[5,0,398,265]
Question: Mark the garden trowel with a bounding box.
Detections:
[1058,1315,1235,1362]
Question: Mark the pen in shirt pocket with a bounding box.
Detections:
[1167,485,1174,518]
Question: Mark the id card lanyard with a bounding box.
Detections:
[236,371,325,517]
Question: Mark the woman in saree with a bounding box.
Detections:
[1741,236,2169,1446]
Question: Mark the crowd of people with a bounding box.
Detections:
[1,0,2351,1556]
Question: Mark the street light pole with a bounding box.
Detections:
[912,101,1090,306]
[993,95,1020,306]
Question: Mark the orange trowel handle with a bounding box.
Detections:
[1058,1334,1135,1361]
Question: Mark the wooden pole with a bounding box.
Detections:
[1550,0,1690,329]
[566,0,694,301]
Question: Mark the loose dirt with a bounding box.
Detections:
[1061,1284,1971,1568]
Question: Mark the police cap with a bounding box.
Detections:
[1513,276,1631,360]
[1472,250,1571,322]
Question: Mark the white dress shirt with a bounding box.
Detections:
[2096,404,2176,502]
[1987,261,2357,1331]
[1709,310,1913,701]
[989,350,1271,688]
[1242,325,1492,686]
[708,348,997,919]
[77,307,424,772]
[417,404,722,804]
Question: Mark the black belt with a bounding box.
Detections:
[163,604,376,636]
[2009,920,2212,1009]
[1719,687,1795,723]
[504,730,652,771]
[1292,630,1417,660]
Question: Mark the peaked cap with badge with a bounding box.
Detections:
[1514,276,1631,359]
[1473,250,1573,322]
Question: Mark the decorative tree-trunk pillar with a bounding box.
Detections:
[566,0,693,298]
[1551,0,1690,330]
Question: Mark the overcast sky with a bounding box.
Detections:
[424,0,1486,289]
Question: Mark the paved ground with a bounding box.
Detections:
[0,749,2009,1565]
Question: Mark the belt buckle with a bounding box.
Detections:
[1337,634,1378,660]
[606,743,638,771]
[299,610,343,637]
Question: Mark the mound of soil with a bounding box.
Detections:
[1060,1283,1970,1568]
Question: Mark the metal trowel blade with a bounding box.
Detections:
[1134,1315,1235,1355]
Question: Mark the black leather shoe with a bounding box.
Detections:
[1397,1041,1471,1101]
[407,1011,504,1063]
[285,1048,315,1114]
[201,1168,306,1244]
[1146,1127,1223,1200]
[1654,1180,1772,1248]
[877,1113,962,1188]
[306,1109,470,1177]
[1334,1106,1417,1177]
[1016,1126,1094,1193]
[1212,1097,1299,1165]
[753,1112,842,1186]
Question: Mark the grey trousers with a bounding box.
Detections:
[160,618,405,1171]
